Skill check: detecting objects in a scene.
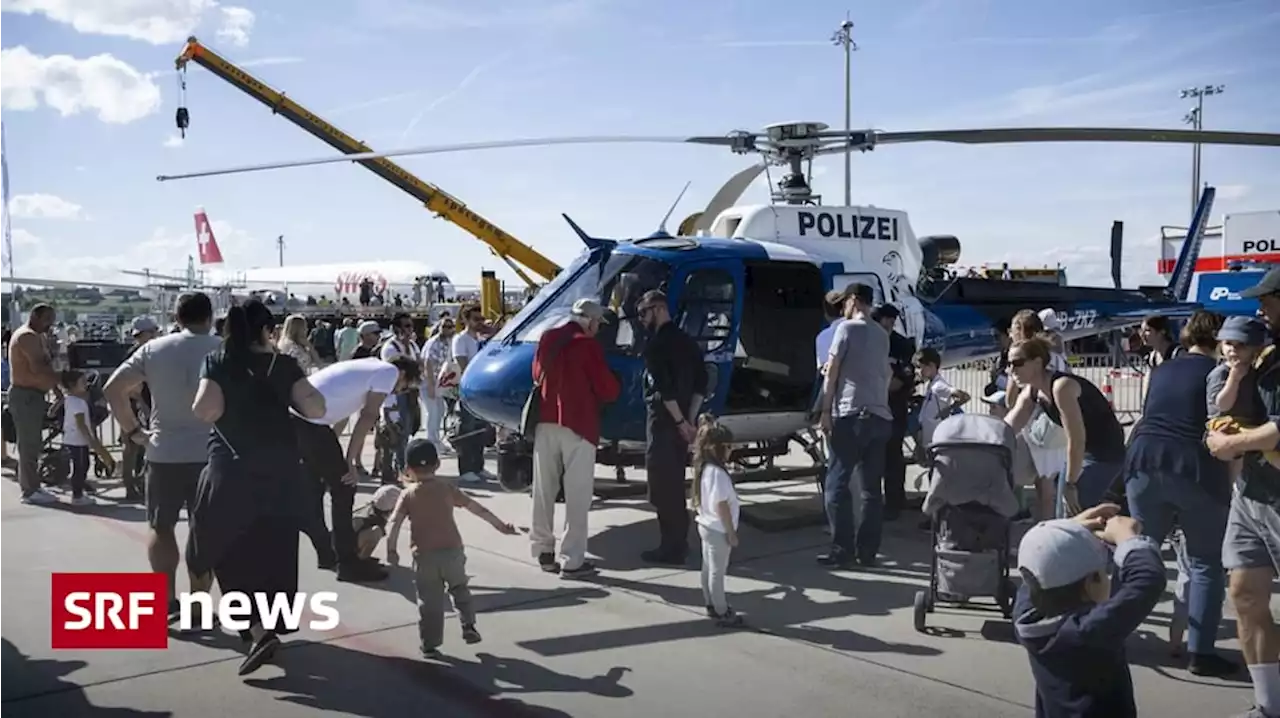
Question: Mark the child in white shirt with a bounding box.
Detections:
[59,370,115,505]
[692,415,743,627]
[914,348,970,451]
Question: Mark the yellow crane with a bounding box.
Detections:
[173,36,560,293]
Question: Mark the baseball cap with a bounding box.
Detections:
[571,298,607,322]
[871,303,900,321]
[405,438,439,469]
[358,320,381,335]
[131,316,159,335]
[1017,519,1110,590]
[1217,315,1267,345]
[1038,308,1063,333]
[1241,268,1280,298]
[371,484,402,512]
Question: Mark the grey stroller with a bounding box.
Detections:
[913,414,1021,632]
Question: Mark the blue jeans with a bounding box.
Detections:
[1126,469,1228,655]
[824,413,891,560]
[1056,459,1122,518]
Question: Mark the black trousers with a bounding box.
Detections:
[456,406,488,475]
[645,421,690,555]
[883,412,908,512]
[294,418,356,565]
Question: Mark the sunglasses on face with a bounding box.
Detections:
[1008,357,1028,368]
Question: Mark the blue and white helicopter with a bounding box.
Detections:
[159,121,1280,489]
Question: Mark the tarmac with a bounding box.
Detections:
[0,446,1262,718]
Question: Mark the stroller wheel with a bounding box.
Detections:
[913,591,928,633]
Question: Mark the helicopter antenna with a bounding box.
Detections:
[655,181,692,236]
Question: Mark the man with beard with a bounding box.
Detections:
[637,290,707,565]
[870,304,916,520]
[7,304,60,504]
[1207,268,1280,718]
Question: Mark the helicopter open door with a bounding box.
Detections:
[680,259,826,442]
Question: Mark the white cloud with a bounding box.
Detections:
[1,47,162,124]
[9,193,84,219]
[238,56,304,68]
[215,6,254,47]
[163,134,185,148]
[0,0,256,46]
[1218,184,1252,201]
[11,228,44,246]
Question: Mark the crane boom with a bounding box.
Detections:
[174,36,561,285]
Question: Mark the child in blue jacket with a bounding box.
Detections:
[1014,504,1166,718]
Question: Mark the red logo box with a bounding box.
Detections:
[51,573,169,649]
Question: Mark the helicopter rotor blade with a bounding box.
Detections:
[156,135,744,182]
[810,127,1280,156]
[691,163,768,234]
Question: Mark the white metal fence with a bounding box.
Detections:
[940,353,1147,425]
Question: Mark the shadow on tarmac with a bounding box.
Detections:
[1,639,173,717]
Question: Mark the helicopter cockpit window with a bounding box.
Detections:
[511,253,671,350]
[678,269,735,354]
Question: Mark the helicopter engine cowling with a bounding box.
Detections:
[918,234,961,271]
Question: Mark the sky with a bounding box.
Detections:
[1,0,1278,293]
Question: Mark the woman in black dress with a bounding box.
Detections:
[189,300,325,675]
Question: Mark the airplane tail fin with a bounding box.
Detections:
[1166,186,1216,301]
[194,207,224,265]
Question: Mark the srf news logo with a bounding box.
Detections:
[51,573,339,650]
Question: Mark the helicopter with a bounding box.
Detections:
[157,121,1280,490]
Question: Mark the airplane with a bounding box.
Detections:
[156,121,1280,490]
[181,207,463,303]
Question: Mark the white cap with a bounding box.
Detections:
[130,315,159,335]
[1038,308,1063,333]
[571,298,607,322]
[371,484,402,513]
[1017,519,1109,590]
[358,320,381,335]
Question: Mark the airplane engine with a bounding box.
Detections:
[919,234,962,271]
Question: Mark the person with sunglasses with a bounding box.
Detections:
[1004,337,1125,518]
[381,313,423,478]
[422,317,455,453]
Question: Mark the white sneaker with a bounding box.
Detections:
[71,495,94,507]
[22,489,57,505]
[459,472,482,483]
[478,470,498,482]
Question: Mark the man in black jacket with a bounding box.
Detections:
[871,304,915,520]
[637,290,707,565]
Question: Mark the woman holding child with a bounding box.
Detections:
[1122,309,1236,676]
[1004,335,1125,516]
[188,300,327,676]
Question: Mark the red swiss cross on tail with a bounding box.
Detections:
[194,207,224,265]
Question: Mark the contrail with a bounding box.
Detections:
[399,52,511,143]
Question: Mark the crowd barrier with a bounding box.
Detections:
[939,353,1147,425]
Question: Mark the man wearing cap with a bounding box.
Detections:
[818,283,892,568]
[1206,268,1280,718]
[351,320,383,360]
[528,298,620,577]
[871,303,916,520]
[119,316,160,500]
[637,289,708,565]
[1014,505,1164,717]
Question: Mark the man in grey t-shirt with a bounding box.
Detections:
[105,293,221,617]
[817,283,892,568]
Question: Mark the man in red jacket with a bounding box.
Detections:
[530,298,621,578]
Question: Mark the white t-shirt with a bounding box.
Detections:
[695,463,740,533]
[299,358,400,426]
[62,395,91,447]
[920,376,958,448]
[451,332,481,365]
[379,336,420,363]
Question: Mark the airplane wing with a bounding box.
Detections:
[3,276,158,294]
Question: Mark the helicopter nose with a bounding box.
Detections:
[458,341,535,429]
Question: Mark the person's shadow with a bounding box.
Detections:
[244,638,630,716]
[1,639,172,717]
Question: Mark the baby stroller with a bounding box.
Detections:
[913,413,1022,632]
[40,373,112,486]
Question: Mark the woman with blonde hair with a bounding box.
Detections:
[276,314,321,374]
[1006,309,1070,518]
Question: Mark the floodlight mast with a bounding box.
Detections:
[1180,84,1226,218]
[831,17,857,206]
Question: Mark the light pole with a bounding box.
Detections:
[831,17,857,206]
[1180,84,1225,217]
